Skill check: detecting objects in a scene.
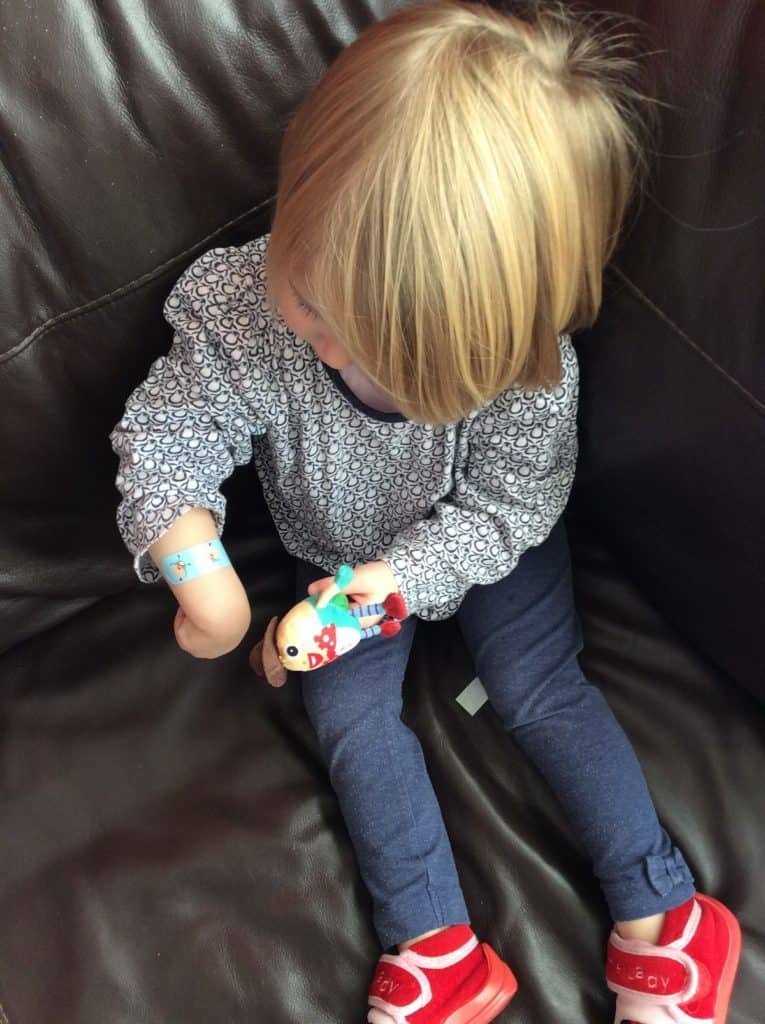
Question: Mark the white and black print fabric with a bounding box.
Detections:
[111,235,579,620]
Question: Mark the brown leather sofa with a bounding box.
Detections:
[1,2,762,1021]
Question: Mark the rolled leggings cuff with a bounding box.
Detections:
[602,848,696,922]
[374,891,470,951]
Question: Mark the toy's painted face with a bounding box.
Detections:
[278,640,327,672]
[275,603,332,672]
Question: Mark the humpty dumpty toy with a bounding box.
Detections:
[250,565,407,687]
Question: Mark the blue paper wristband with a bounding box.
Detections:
[161,539,232,585]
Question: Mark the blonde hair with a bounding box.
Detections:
[268,0,656,424]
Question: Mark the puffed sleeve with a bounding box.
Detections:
[379,335,579,618]
[110,240,276,582]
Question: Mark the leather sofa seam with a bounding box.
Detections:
[2,195,760,422]
[0,195,274,369]
[610,263,765,417]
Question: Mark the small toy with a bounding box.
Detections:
[250,565,407,687]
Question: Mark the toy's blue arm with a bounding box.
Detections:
[335,564,355,589]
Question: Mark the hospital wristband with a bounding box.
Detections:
[161,538,232,585]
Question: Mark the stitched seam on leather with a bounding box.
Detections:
[610,264,765,416]
[0,195,274,368]
[4,193,761,420]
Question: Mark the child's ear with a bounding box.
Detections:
[249,616,288,687]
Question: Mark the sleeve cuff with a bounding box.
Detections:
[381,544,441,619]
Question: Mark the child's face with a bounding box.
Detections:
[274,275,352,371]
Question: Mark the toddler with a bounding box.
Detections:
[111,3,741,1022]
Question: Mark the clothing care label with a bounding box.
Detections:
[456,677,489,716]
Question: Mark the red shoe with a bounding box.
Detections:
[606,894,741,1023]
[367,925,517,1024]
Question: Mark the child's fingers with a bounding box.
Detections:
[307,576,335,596]
[174,612,192,651]
[308,563,390,604]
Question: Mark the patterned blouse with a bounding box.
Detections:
[110,234,579,620]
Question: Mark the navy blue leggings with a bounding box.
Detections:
[298,522,694,949]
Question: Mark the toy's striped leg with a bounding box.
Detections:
[361,625,382,640]
[352,603,385,619]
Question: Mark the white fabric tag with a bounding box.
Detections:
[455,677,489,716]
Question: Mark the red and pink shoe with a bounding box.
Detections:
[367,925,518,1024]
[606,893,741,1024]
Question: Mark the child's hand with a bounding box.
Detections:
[173,594,251,659]
[308,561,399,627]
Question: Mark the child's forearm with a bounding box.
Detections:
[149,508,251,637]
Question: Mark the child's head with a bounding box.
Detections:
[268,0,655,423]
